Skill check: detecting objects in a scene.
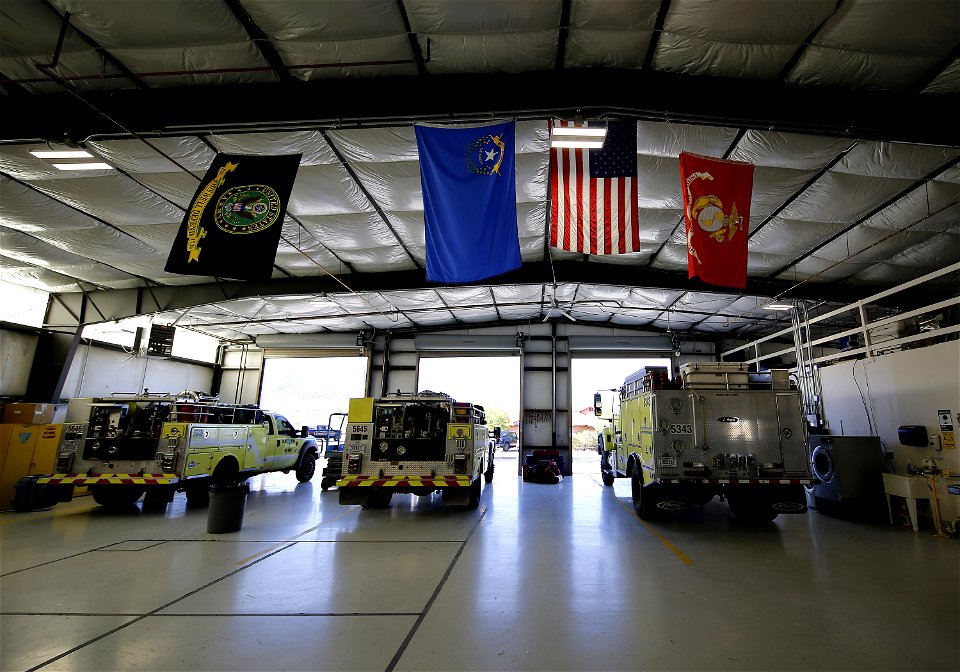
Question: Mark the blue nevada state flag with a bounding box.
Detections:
[415,121,521,283]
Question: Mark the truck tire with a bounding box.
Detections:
[630,465,658,520]
[467,476,481,509]
[729,496,777,523]
[185,484,210,509]
[143,486,175,509]
[320,476,336,490]
[295,453,317,482]
[91,486,146,510]
[362,488,392,508]
[484,451,494,483]
[601,451,616,486]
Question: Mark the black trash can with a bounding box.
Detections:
[207,481,249,534]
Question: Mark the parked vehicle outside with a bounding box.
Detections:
[499,430,518,451]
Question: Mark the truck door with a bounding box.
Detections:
[269,414,301,469]
[243,422,269,470]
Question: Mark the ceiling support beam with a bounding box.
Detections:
[5,68,957,146]
[49,258,948,329]
[222,0,294,83]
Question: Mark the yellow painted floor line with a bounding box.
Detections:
[598,475,695,566]
[234,506,360,566]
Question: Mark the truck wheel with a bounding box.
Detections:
[295,453,317,482]
[362,488,392,508]
[143,486,175,509]
[320,476,336,490]
[484,452,494,483]
[601,451,615,486]
[91,486,146,510]
[185,484,210,509]
[630,467,657,520]
[467,477,481,509]
[729,497,777,523]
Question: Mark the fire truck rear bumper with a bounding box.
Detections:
[37,474,180,486]
[335,476,472,489]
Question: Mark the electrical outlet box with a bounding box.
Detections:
[928,434,942,450]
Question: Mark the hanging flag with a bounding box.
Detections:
[415,121,521,283]
[549,119,639,254]
[164,153,301,281]
[680,152,754,289]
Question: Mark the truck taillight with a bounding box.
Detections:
[348,454,363,474]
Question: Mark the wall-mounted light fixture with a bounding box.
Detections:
[765,303,794,311]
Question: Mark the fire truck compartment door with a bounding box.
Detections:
[184,452,213,477]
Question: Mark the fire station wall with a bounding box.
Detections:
[0,327,38,397]
[59,343,214,400]
[819,340,960,480]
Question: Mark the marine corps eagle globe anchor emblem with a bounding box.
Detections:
[684,170,744,267]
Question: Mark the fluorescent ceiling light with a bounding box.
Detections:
[29,150,93,159]
[51,162,113,171]
[551,127,607,137]
[765,303,794,311]
[550,124,607,149]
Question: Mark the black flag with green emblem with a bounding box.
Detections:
[164,153,302,280]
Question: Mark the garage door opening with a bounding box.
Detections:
[259,356,368,432]
[417,355,520,463]
[570,356,672,475]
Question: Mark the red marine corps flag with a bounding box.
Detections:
[680,152,754,289]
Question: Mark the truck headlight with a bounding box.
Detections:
[396,445,407,456]
[378,441,389,453]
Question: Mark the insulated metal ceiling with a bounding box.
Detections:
[1,0,958,343]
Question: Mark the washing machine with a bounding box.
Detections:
[809,435,885,512]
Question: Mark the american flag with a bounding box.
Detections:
[549,119,639,254]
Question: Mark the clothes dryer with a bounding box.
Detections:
[809,435,885,513]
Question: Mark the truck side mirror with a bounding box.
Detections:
[300,426,309,438]
[493,427,501,438]
[594,392,602,416]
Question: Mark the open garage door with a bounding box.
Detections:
[417,355,520,430]
[417,355,521,466]
[259,356,369,431]
[570,357,672,475]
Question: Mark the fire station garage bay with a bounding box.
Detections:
[1,3,959,671]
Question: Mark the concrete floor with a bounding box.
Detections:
[1,452,958,672]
